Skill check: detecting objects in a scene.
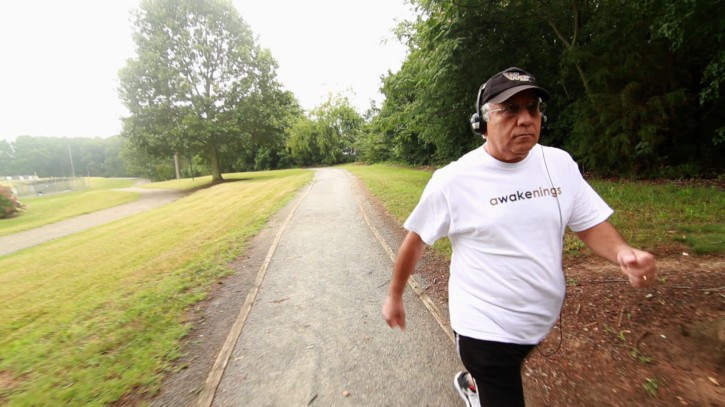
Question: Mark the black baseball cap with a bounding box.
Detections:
[481,67,550,104]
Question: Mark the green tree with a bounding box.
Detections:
[0,140,14,176]
[11,136,71,177]
[119,0,289,182]
[99,137,130,177]
[3,136,132,178]
[286,116,319,167]
[374,0,724,176]
[286,95,364,166]
[120,141,177,181]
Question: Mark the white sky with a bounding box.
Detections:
[0,0,414,142]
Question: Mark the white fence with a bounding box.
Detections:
[11,177,88,197]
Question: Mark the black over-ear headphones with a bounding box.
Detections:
[469,84,548,137]
[470,83,486,136]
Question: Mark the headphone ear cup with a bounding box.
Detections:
[471,83,487,136]
[470,113,481,136]
[470,113,485,136]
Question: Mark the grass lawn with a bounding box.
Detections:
[0,178,140,237]
[590,179,725,254]
[141,175,216,191]
[344,163,725,256]
[0,169,312,406]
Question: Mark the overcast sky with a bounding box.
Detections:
[0,0,414,142]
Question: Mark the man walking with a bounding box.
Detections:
[382,67,656,407]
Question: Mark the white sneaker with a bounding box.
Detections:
[453,371,481,407]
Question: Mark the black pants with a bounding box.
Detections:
[455,332,535,407]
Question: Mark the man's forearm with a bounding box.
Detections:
[388,232,425,298]
[575,221,630,263]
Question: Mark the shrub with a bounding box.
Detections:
[0,185,25,218]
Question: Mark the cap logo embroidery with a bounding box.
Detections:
[502,72,532,82]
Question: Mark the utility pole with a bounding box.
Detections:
[68,144,76,178]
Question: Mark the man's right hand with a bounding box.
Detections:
[383,231,425,331]
[382,295,406,330]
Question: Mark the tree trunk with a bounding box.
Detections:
[174,153,181,179]
[209,144,223,182]
[547,0,594,102]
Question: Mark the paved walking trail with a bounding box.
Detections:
[208,168,462,406]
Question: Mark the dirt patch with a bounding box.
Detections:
[416,248,725,406]
[0,371,22,393]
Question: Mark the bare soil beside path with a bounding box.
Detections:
[416,243,725,406]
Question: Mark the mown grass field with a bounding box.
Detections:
[0,178,139,237]
[0,169,312,406]
[344,163,725,256]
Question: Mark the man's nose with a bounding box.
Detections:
[516,109,537,125]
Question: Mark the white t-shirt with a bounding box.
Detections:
[404,144,613,344]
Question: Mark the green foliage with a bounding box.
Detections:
[0,186,24,219]
[286,94,364,166]
[631,347,654,364]
[370,0,725,177]
[120,0,296,182]
[0,136,130,178]
[643,377,660,396]
[120,141,179,181]
[0,140,14,176]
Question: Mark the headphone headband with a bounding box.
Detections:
[474,83,486,113]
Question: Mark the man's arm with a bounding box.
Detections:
[575,221,656,288]
[382,231,426,330]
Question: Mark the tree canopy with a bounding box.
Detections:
[0,136,127,178]
[286,95,364,166]
[119,0,296,182]
[6,0,721,181]
[359,0,724,177]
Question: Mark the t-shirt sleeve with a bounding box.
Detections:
[403,171,451,246]
[566,164,613,232]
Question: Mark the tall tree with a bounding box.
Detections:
[373,0,724,176]
[286,95,363,166]
[119,0,289,182]
[0,140,14,176]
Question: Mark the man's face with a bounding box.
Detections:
[484,89,543,163]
